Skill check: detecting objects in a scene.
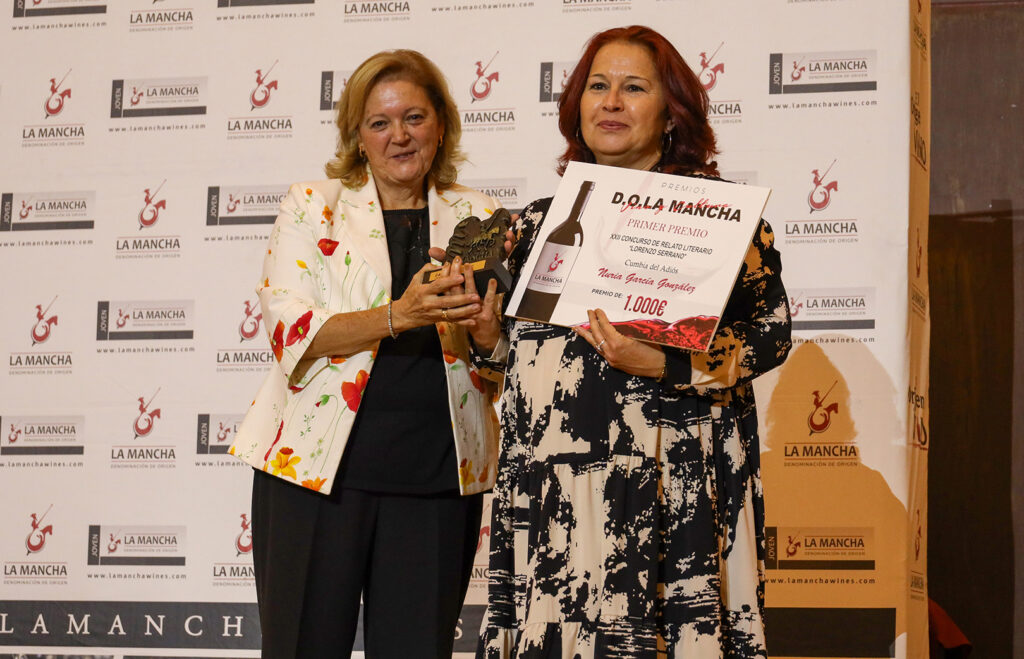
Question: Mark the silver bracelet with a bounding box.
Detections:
[386,301,398,339]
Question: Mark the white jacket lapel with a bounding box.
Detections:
[428,185,462,259]
[335,171,392,297]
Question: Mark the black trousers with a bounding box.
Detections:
[251,470,483,658]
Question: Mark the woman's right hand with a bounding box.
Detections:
[391,259,483,332]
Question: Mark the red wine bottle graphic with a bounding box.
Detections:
[518,180,595,322]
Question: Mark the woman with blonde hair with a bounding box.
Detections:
[230,49,504,658]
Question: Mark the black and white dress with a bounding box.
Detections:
[477,196,792,658]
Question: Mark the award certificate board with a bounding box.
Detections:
[506,161,772,351]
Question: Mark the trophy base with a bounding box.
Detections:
[424,258,511,294]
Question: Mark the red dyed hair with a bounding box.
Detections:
[557,25,719,177]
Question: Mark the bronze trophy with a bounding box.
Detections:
[425,208,513,293]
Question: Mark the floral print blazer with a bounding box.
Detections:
[230,174,501,496]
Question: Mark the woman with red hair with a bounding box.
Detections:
[476,26,791,657]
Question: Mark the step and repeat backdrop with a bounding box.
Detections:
[0,0,930,657]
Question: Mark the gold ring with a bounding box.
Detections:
[441,308,449,322]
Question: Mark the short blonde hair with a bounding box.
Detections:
[325,50,464,190]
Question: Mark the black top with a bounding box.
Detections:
[337,206,458,494]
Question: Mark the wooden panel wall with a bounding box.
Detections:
[929,4,1023,656]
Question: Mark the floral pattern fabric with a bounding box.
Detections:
[477,197,792,658]
[230,175,501,496]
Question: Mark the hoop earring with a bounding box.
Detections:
[663,130,673,152]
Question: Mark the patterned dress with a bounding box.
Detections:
[477,196,792,658]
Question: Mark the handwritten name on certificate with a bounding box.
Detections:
[506,161,771,351]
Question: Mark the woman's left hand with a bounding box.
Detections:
[575,309,666,379]
[445,258,502,354]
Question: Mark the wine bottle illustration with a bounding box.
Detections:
[518,180,595,322]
